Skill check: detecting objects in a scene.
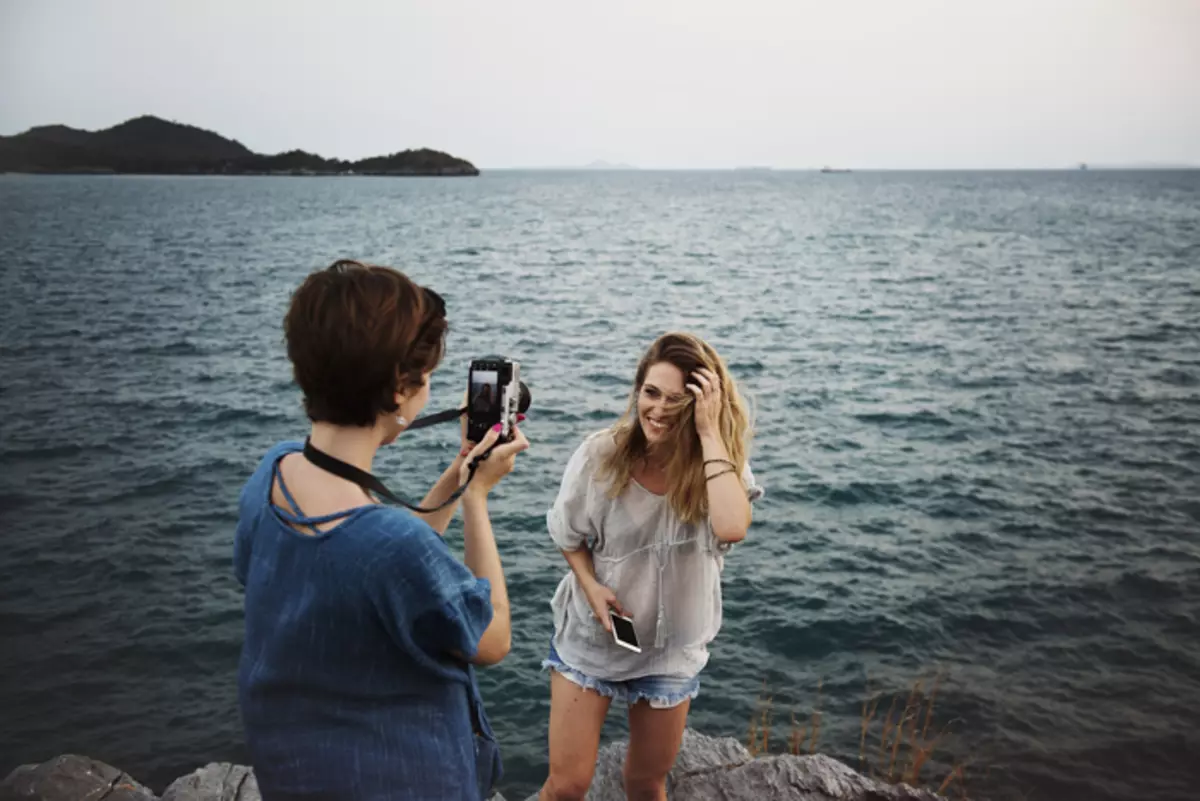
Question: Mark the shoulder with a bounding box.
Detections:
[363,509,486,618]
[560,428,616,478]
[238,440,303,510]
[356,506,447,559]
[360,508,473,585]
[252,440,304,478]
[580,428,616,459]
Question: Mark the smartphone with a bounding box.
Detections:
[609,611,641,653]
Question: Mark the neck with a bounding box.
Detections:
[642,445,668,472]
[309,422,382,474]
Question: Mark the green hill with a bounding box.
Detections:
[0,115,478,176]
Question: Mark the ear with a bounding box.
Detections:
[394,377,421,407]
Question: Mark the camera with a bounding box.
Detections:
[467,357,523,443]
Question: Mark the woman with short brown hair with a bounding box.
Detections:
[234,259,528,800]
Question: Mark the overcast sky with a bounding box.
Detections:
[2,0,1197,169]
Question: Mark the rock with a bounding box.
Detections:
[161,763,259,801]
[520,728,944,801]
[0,755,155,801]
[672,751,945,801]
[4,729,946,801]
[669,729,756,777]
[575,729,755,800]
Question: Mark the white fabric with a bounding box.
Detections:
[547,430,764,681]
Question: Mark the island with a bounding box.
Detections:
[0,115,479,177]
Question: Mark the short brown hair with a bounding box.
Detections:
[284,259,447,427]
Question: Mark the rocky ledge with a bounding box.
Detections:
[1,729,946,801]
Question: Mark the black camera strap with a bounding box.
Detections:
[302,435,488,514]
[405,405,468,432]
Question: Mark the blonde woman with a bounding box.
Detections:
[539,332,764,801]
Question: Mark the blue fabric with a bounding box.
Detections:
[233,441,501,800]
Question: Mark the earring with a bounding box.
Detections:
[397,416,408,427]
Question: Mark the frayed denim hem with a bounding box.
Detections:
[542,659,622,700]
[627,682,700,710]
[542,652,701,710]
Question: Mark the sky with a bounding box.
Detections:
[1,0,1198,169]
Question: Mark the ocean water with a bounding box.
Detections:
[1,170,1198,801]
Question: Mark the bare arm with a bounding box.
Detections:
[700,433,752,543]
[453,425,528,666]
[412,453,468,536]
[461,489,511,665]
[689,367,753,543]
[563,546,599,592]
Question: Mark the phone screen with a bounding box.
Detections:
[610,613,639,648]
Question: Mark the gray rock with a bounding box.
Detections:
[520,728,944,801]
[669,729,755,778]
[161,763,259,801]
[579,729,756,800]
[0,755,155,801]
[4,729,946,801]
[673,751,945,801]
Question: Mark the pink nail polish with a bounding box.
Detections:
[517,413,526,422]
[491,423,502,432]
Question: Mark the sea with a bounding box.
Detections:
[1,169,1197,801]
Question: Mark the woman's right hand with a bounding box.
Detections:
[461,424,530,498]
[583,579,629,632]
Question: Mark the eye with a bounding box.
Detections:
[644,387,660,398]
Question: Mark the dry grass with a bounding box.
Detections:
[746,669,971,799]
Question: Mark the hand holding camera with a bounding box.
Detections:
[461,423,530,499]
[459,355,531,499]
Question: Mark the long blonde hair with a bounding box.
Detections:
[597,332,752,524]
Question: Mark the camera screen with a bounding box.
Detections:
[470,370,499,415]
[611,614,639,647]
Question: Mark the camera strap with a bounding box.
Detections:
[405,405,468,432]
[302,436,487,514]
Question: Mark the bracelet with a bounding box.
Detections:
[706,467,737,481]
[703,458,736,469]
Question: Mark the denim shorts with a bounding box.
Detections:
[542,641,700,709]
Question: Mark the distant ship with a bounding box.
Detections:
[1078,162,1088,170]
[820,166,851,173]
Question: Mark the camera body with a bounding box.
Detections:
[467,357,521,444]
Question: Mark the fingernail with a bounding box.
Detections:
[517,413,526,422]
[491,423,502,432]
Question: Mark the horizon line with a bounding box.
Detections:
[481,165,1200,172]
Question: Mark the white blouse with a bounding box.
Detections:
[546,430,764,681]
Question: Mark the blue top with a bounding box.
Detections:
[233,441,501,800]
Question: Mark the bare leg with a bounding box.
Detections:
[624,698,691,801]
[539,671,612,801]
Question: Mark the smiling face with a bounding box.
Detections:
[637,361,689,446]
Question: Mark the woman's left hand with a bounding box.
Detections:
[688,368,722,438]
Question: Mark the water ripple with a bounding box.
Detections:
[1,171,1198,801]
